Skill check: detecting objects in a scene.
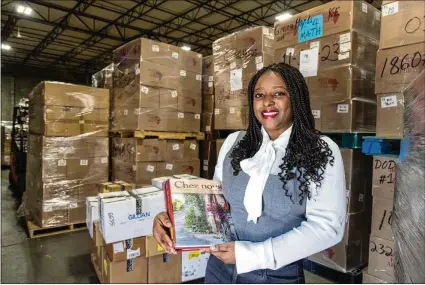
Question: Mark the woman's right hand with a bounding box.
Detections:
[152,212,177,254]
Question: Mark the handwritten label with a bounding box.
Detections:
[208,76,214,82]
[381,95,398,108]
[196,74,202,81]
[166,163,173,170]
[255,56,263,64]
[190,143,197,150]
[299,48,319,77]
[338,51,350,60]
[379,51,425,78]
[172,52,179,59]
[178,112,184,119]
[195,114,201,119]
[123,109,128,116]
[370,240,394,256]
[173,144,180,151]
[340,42,351,53]
[230,68,242,91]
[58,159,67,167]
[146,165,155,172]
[215,109,220,115]
[310,41,320,49]
[256,62,264,70]
[382,2,398,17]
[362,3,368,13]
[180,70,187,76]
[152,45,159,52]
[312,110,321,119]
[337,104,349,113]
[286,48,295,56]
[208,82,213,87]
[127,248,140,260]
[229,107,236,114]
[80,159,88,166]
[141,86,149,94]
[298,14,323,43]
[340,33,351,44]
[132,165,137,171]
[101,157,108,164]
[171,90,178,98]
[113,242,124,253]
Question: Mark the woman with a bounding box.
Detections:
[153,62,346,283]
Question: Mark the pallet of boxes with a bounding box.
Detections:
[25,82,109,237]
[1,125,12,166]
[87,177,211,283]
[364,1,425,283]
[275,0,381,276]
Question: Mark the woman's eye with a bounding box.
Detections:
[255,93,264,98]
[274,92,285,96]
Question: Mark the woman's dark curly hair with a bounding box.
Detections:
[230,62,334,204]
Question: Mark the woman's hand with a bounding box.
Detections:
[202,242,236,264]
[152,212,177,254]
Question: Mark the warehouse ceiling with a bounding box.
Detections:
[1,0,382,77]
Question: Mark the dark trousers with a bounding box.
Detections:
[205,255,305,284]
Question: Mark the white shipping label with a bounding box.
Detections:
[195,114,201,119]
[190,144,197,150]
[101,157,108,164]
[127,248,141,260]
[286,48,295,56]
[141,86,149,94]
[58,159,67,167]
[203,165,209,171]
[206,126,211,132]
[312,110,321,119]
[375,11,381,21]
[338,52,350,60]
[346,190,350,198]
[132,165,137,171]
[146,165,155,172]
[113,242,124,254]
[152,45,160,52]
[172,52,179,59]
[382,2,398,17]
[229,107,236,114]
[337,104,349,113]
[230,62,237,69]
[180,70,187,76]
[230,68,243,91]
[299,48,319,78]
[80,159,88,166]
[196,74,202,81]
[178,112,184,119]
[214,109,220,115]
[208,76,214,82]
[204,160,209,166]
[134,108,140,115]
[256,62,264,70]
[208,82,213,87]
[124,109,128,116]
[340,42,351,53]
[381,95,398,108]
[43,205,53,212]
[340,33,351,44]
[135,68,140,75]
[171,90,178,98]
[255,56,263,64]
[79,120,85,124]
[361,70,367,79]
[362,3,368,13]
[310,41,320,49]
[70,202,78,209]
[166,163,173,170]
[173,144,180,151]
[125,68,129,75]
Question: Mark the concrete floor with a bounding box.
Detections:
[1,169,99,283]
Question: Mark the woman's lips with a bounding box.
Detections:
[261,110,279,119]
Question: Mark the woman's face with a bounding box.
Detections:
[253,71,293,136]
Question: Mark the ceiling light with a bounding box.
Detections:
[2,43,12,51]
[181,45,191,51]
[275,12,292,21]
[16,5,32,15]
[16,5,25,13]
[24,7,32,15]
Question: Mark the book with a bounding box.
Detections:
[163,176,235,250]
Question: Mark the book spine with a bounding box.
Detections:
[164,180,176,244]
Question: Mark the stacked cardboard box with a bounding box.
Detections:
[213,26,275,130]
[274,0,381,132]
[111,138,200,186]
[375,1,425,138]
[309,148,373,272]
[92,63,114,89]
[26,82,110,227]
[111,38,202,132]
[1,126,12,166]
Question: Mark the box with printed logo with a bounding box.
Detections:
[99,188,165,244]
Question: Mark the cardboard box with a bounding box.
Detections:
[341,149,373,214]
[105,237,146,262]
[202,75,214,95]
[371,196,394,240]
[93,221,105,247]
[202,55,214,75]
[114,181,136,192]
[375,42,425,94]
[103,254,148,284]
[145,235,166,257]
[96,246,105,282]
[215,106,248,130]
[148,253,182,283]
[111,159,158,186]
[372,156,396,200]
[179,49,203,74]
[362,271,390,283]
[26,170,79,201]
[92,63,114,89]
[368,235,395,282]
[274,0,380,49]
[376,93,404,138]
[201,113,214,133]
[321,99,376,133]
[156,160,201,178]
[200,140,217,180]
[69,201,86,223]
[182,251,210,282]
[308,210,371,272]
[112,138,166,162]
[310,97,322,131]
[165,140,198,161]
[202,95,215,114]
[159,88,202,114]
[112,82,160,111]
[379,1,425,50]
[28,199,71,228]
[274,30,379,72]
[308,66,375,102]
[99,188,165,244]
[86,196,99,239]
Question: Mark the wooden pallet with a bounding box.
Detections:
[91,253,103,283]
[110,130,205,140]
[27,218,87,239]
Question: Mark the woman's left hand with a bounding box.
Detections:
[202,242,236,264]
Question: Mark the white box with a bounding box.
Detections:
[86,196,99,239]
[182,251,210,282]
[99,189,165,244]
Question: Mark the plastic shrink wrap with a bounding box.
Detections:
[92,63,114,89]
[393,70,425,283]
[21,81,110,228]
